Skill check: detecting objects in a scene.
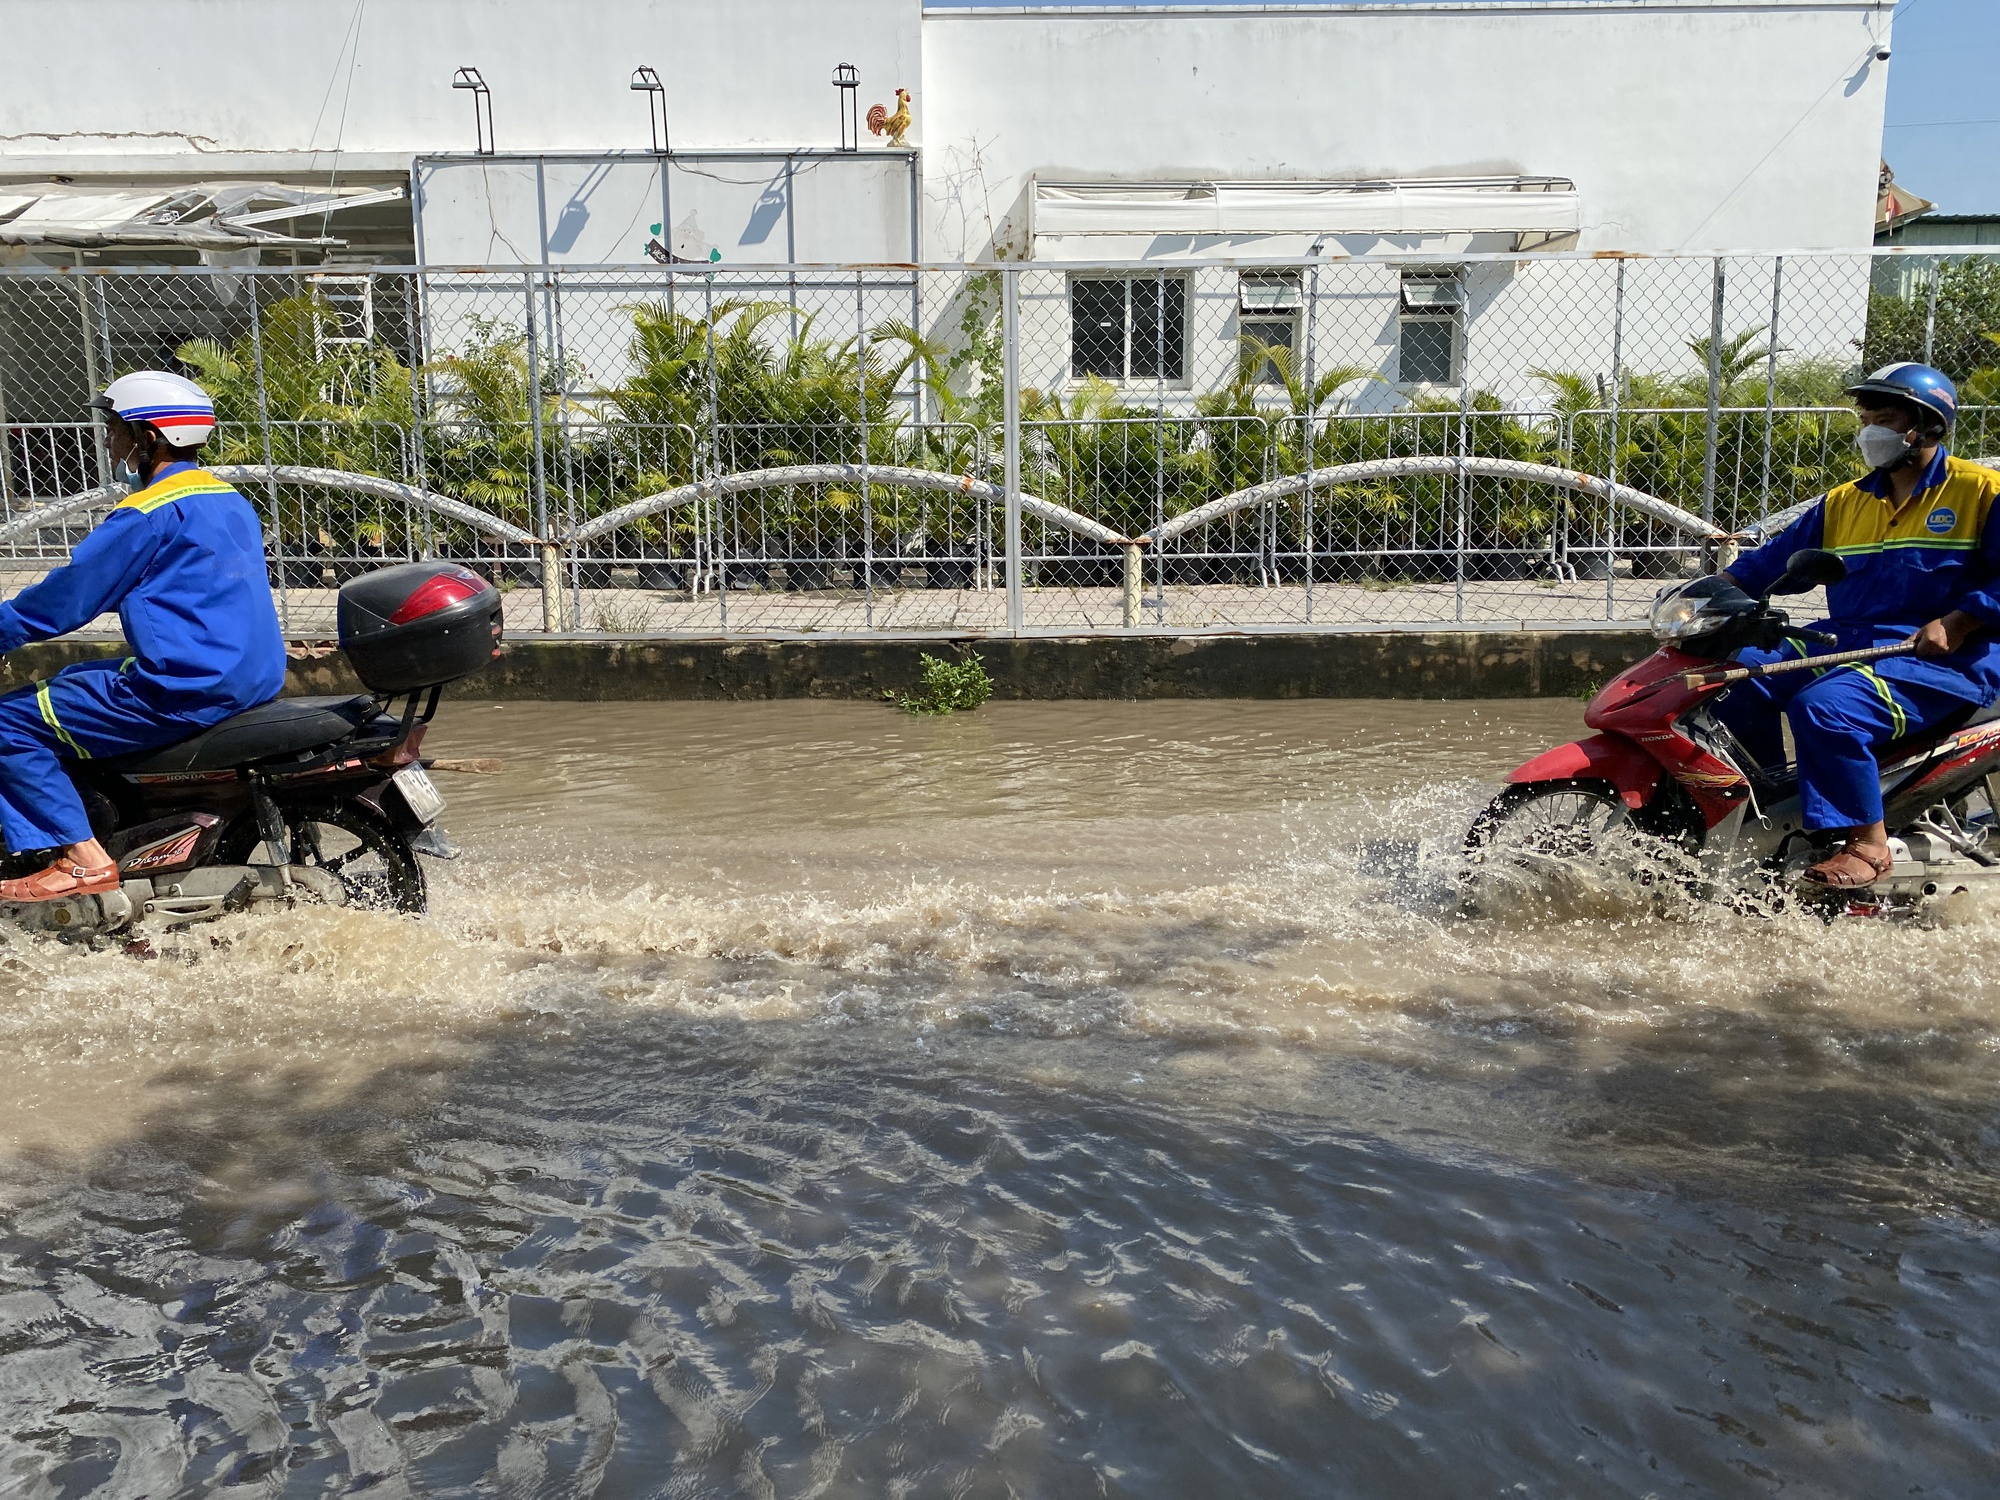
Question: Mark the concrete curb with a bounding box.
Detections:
[0,632,1653,702]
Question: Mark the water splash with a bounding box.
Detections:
[0,701,1996,1495]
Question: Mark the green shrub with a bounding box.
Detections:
[1864,257,2000,384]
[899,652,993,715]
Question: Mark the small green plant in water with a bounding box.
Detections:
[900,652,993,715]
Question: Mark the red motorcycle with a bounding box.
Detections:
[1466,549,2000,915]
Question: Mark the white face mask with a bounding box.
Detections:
[1856,423,1915,470]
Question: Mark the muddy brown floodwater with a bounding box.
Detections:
[1,698,1997,1497]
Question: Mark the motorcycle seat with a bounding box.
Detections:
[108,695,379,774]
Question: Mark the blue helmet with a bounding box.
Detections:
[1846,362,1958,434]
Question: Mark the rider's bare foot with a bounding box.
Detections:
[1801,840,1894,889]
[0,839,119,904]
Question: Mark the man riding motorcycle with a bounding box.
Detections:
[0,371,285,902]
[1716,362,2000,888]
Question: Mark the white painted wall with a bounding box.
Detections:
[998,249,1880,414]
[412,154,918,265]
[0,0,922,160]
[0,0,1891,260]
[921,1,1894,259]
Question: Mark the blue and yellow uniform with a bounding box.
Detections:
[0,462,286,851]
[1717,447,2000,829]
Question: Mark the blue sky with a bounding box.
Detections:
[933,0,2000,217]
[1882,0,2000,215]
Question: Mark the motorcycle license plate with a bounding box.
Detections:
[393,765,448,824]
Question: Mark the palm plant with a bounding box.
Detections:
[613,298,928,586]
[178,293,415,471]
[179,293,418,574]
[1686,325,1784,392]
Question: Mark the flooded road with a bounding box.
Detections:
[1,699,1997,1496]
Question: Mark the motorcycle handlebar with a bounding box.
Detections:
[1795,628,1837,646]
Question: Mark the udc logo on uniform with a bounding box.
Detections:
[1926,506,1957,535]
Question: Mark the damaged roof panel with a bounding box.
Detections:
[0,181,405,249]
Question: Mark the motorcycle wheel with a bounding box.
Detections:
[1464,781,1625,865]
[1461,781,1627,917]
[220,797,426,914]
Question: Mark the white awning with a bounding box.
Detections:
[1032,177,1580,245]
[0,182,405,249]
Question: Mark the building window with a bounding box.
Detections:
[1397,269,1463,385]
[1070,275,1186,382]
[1238,272,1301,386]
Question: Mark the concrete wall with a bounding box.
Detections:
[0,0,922,161]
[921,1,1894,259]
[1,632,1647,702]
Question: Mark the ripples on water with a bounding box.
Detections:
[1,700,1996,1496]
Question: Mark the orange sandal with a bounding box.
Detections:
[1801,843,1894,890]
[0,859,121,904]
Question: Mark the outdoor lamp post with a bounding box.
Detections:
[833,64,860,153]
[452,67,494,156]
[631,66,668,154]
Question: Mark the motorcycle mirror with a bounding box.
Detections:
[1768,547,1846,594]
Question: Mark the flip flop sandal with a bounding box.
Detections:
[1800,844,1894,890]
[0,860,121,904]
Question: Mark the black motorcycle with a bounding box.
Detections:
[1,561,502,938]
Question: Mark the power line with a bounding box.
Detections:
[1676,35,1888,249]
[320,0,370,240]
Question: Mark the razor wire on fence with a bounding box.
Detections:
[1,249,1997,637]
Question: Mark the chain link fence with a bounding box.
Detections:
[2,249,1995,638]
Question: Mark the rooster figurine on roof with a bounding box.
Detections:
[867,88,912,148]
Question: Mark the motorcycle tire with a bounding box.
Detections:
[1462,779,1708,919]
[219,796,426,914]
[1463,780,1626,865]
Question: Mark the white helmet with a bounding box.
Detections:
[91,370,216,450]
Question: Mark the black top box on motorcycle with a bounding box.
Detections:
[337,561,503,694]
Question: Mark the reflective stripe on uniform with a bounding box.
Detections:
[35,680,88,759]
[1847,663,1909,739]
[118,468,239,515]
[1827,537,1982,555]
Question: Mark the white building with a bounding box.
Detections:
[0,0,1897,258]
[0,0,1898,409]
